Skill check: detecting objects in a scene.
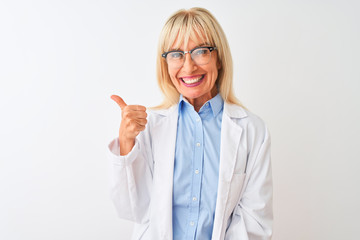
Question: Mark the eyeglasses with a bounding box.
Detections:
[162,46,217,69]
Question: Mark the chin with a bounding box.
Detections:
[183,91,208,100]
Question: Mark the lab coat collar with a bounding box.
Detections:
[223,102,248,119]
[150,104,177,117]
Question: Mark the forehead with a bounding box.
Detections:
[171,35,208,50]
[165,24,213,51]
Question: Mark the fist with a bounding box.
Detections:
[111,95,147,155]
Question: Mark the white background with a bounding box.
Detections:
[1,0,359,239]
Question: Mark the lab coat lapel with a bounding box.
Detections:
[212,103,245,240]
[150,105,178,239]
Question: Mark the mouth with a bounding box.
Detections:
[180,75,205,86]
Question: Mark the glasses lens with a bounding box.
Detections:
[166,52,184,68]
[165,47,213,68]
[191,48,211,65]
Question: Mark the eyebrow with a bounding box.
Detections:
[169,42,210,51]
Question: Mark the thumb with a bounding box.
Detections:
[110,95,127,109]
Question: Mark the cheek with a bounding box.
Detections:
[168,68,179,84]
[209,68,218,82]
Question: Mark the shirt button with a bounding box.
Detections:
[190,221,195,226]
[192,197,197,201]
[196,142,200,147]
[195,169,199,174]
[196,118,200,122]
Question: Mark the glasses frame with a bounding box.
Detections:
[161,46,217,67]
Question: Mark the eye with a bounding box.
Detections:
[193,48,210,55]
[168,52,183,59]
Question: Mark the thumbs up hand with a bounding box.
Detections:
[111,95,147,155]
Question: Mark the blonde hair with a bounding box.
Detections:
[154,7,243,109]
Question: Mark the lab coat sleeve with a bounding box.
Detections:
[226,126,273,240]
[107,130,153,224]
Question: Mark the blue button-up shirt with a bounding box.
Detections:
[173,93,224,240]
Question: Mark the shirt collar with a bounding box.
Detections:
[207,93,224,117]
[178,93,224,117]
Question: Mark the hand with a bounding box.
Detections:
[111,95,147,155]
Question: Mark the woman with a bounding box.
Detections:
[108,7,273,240]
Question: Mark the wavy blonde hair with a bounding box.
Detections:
[154,7,243,109]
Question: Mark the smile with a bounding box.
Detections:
[180,75,205,86]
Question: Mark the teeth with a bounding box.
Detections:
[182,76,203,84]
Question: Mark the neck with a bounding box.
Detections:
[187,87,218,112]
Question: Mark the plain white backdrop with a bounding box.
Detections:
[1,0,359,239]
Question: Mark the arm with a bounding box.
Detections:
[108,130,154,224]
[108,95,153,224]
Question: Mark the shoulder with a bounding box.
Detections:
[146,105,178,126]
[224,103,269,138]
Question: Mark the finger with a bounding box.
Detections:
[135,118,147,126]
[129,118,147,128]
[133,111,147,119]
[122,110,147,120]
[134,124,146,132]
[135,105,147,111]
[126,105,147,112]
[127,121,146,133]
[111,95,127,110]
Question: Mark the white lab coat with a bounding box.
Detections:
[108,102,273,240]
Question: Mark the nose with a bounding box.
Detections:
[181,52,197,72]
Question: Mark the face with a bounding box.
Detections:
[167,37,220,108]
